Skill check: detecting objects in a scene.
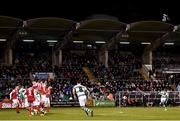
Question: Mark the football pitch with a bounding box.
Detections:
[1,107,180,120]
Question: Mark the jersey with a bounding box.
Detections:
[160,91,168,98]
[19,87,26,99]
[46,88,51,98]
[10,89,19,100]
[34,89,41,100]
[40,83,46,95]
[73,84,88,98]
[27,88,35,103]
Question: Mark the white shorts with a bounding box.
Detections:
[78,96,87,107]
[44,97,50,107]
[41,95,46,103]
[24,98,29,107]
[12,99,19,107]
[33,100,40,106]
[161,98,167,104]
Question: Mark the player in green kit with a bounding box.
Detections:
[73,81,93,117]
[19,86,26,107]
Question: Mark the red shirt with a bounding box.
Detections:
[11,89,18,99]
[27,88,35,102]
[41,85,46,95]
[46,88,51,98]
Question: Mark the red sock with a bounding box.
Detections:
[16,105,19,112]
[46,107,49,112]
[29,108,32,115]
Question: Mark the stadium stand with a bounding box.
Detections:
[0,16,180,107]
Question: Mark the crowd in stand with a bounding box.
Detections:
[62,51,98,67]
[153,57,176,69]
[0,50,179,104]
[91,54,142,81]
[153,50,179,69]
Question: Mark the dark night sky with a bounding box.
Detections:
[0,0,179,24]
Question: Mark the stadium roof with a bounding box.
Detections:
[72,19,126,41]
[0,16,22,39]
[0,16,180,50]
[126,21,174,43]
[24,17,76,40]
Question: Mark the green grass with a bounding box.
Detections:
[1,107,180,120]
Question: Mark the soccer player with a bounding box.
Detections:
[24,86,29,109]
[159,89,169,111]
[19,86,26,106]
[32,89,42,115]
[27,87,35,115]
[44,86,52,113]
[73,81,93,117]
[40,81,47,108]
[10,86,20,113]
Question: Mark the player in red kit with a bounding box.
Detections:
[10,86,20,113]
[40,81,47,108]
[44,86,52,113]
[27,87,35,116]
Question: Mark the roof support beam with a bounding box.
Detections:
[142,32,170,66]
[99,23,127,51]
[54,23,78,50]
[99,31,124,51]
[6,21,23,49]
[144,32,170,52]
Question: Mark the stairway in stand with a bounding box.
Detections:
[83,67,96,83]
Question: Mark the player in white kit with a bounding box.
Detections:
[159,90,169,111]
[73,81,93,117]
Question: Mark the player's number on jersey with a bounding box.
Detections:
[79,87,83,92]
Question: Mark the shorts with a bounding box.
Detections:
[33,100,40,106]
[44,97,50,107]
[24,98,29,107]
[161,98,167,104]
[12,99,19,107]
[41,95,46,104]
[78,96,87,107]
